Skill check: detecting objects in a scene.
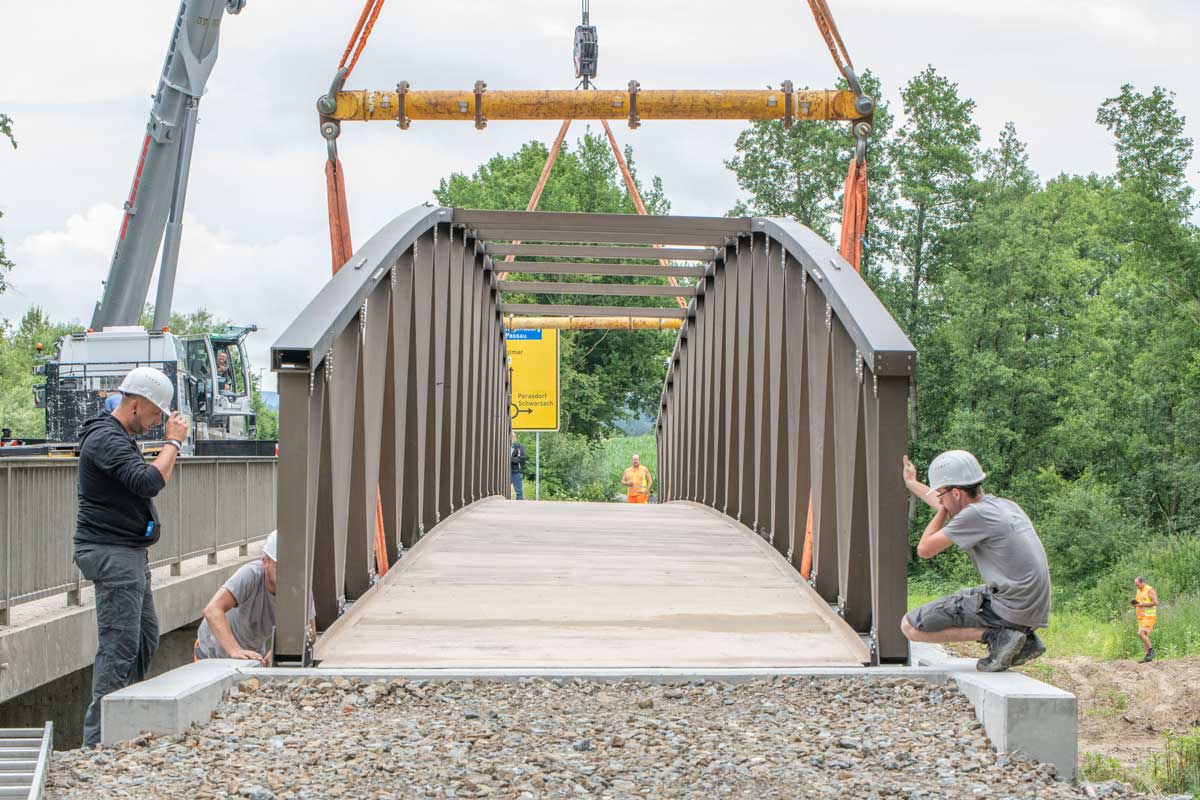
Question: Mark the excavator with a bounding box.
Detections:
[20,0,262,455]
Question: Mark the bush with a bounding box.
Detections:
[1075,536,1200,619]
[515,432,658,502]
[1037,474,1140,586]
[1149,727,1200,795]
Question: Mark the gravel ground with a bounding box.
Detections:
[48,676,1150,800]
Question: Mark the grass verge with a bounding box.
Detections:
[1080,728,1200,795]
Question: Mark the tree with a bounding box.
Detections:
[0,112,15,293]
[1096,85,1194,215]
[435,129,677,439]
[892,66,980,335]
[0,307,73,437]
[724,72,898,278]
[1049,85,1200,534]
[140,305,232,336]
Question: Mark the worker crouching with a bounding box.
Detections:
[73,367,189,747]
[195,531,315,664]
[900,451,1051,672]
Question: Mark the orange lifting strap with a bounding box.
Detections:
[799,0,868,580]
[327,0,390,579]
[321,0,870,582]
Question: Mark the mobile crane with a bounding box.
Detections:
[26,0,263,454]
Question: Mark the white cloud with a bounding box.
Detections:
[2,0,1199,394]
[1,204,328,391]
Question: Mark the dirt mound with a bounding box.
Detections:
[1041,656,1200,766]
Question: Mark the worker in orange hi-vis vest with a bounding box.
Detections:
[1132,576,1159,663]
[621,454,653,504]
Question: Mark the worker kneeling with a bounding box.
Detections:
[195,532,313,664]
[900,451,1050,672]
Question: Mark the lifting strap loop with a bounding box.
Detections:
[324,0,391,577]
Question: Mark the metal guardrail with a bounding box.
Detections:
[0,724,51,799]
[0,457,277,625]
[656,218,916,663]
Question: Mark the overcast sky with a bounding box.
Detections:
[2,0,1198,390]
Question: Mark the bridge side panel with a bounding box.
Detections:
[655,218,914,664]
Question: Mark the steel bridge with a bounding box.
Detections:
[270,207,915,667]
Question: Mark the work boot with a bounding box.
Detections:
[1141,648,1155,663]
[976,628,1027,672]
[1011,632,1046,667]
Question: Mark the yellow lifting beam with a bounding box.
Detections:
[504,316,683,331]
[326,86,865,126]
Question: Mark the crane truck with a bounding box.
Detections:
[18,0,265,456]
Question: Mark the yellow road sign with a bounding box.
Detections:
[506,328,560,432]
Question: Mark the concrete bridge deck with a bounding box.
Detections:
[314,498,870,668]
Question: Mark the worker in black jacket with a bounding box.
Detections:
[74,367,189,746]
[510,432,527,500]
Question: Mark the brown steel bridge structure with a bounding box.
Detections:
[270,208,915,668]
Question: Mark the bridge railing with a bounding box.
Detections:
[270,206,512,665]
[655,219,915,663]
[0,456,276,625]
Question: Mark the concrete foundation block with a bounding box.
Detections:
[911,641,1077,779]
[101,659,249,745]
[952,671,1077,780]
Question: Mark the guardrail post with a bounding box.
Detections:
[173,461,184,576]
[240,460,250,557]
[2,464,10,625]
[208,460,219,565]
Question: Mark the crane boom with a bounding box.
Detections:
[91,0,245,331]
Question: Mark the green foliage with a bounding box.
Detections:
[891,65,981,333]
[1079,752,1132,785]
[724,72,898,281]
[516,433,657,502]
[0,307,74,437]
[250,374,278,441]
[0,111,14,293]
[1149,728,1200,795]
[139,305,231,336]
[1081,729,1200,796]
[1076,537,1200,619]
[436,130,676,440]
[1038,474,1140,586]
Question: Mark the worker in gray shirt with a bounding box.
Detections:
[900,450,1051,672]
[195,531,314,663]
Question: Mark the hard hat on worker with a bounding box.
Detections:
[927,450,987,493]
[117,367,174,414]
[263,531,277,561]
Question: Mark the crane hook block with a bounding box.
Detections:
[574,24,598,81]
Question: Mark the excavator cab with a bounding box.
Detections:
[183,326,257,439]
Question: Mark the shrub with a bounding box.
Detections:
[1149,728,1200,795]
[1037,474,1140,586]
[1075,536,1200,618]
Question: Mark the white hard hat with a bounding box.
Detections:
[263,531,277,561]
[927,450,987,493]
[117,367,173,414]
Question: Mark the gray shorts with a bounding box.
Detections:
[906,585,1017,633]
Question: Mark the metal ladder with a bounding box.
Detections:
[0,725,52,800]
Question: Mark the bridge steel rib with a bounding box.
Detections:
[656,218,915,663]
[271,207,914,666]
[271,207,513,665]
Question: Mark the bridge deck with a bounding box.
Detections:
[314,498,870,668]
